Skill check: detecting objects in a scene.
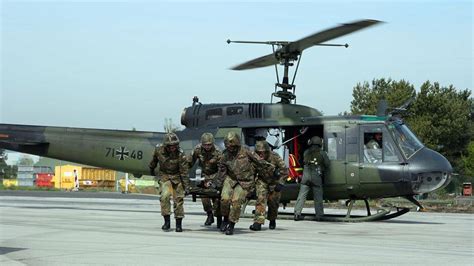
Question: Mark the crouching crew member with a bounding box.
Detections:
[250,140,288,231]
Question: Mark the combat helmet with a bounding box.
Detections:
[163,132,180,146]
[224,131,241,148]
[200,132,215,145]
[308,136,322,146]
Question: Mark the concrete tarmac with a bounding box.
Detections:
[0,191,473,265]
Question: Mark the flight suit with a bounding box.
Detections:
[149,144,189,219]
[189,143,222,218]
[254,151,288,225]
[294,145,329,220]
[365,139,382,163]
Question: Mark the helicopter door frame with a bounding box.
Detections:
[344,123,361,194]
[324,124,346,185]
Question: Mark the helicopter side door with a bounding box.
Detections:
[344,123,361,196]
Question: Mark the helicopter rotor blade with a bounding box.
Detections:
[286,19,382,53]
[231,53,278,70]
[231,19,382,71]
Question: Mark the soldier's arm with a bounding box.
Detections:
[247,149,273,168]
[148,146,159,175]
[276,156,289,184]
[179,153,190,188]
[321,150,330,175]
[215,155,227,188]
[188,148,198,169]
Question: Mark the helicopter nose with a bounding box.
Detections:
[407,148,453,194]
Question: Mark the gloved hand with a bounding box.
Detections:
[204,180,216,189]
[149,168,156,176]
[184,186,190,196]
[274,183,284,192]
[272,168,281,180]
[218,164,227,173]
[197,180,205,188]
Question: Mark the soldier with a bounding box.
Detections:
[366,132,382,149]
[294,136,329,221]
[365,132,383,163]
[189,132,223,228]
[250,140,288,231]
[149,132,189,232]
[218,132,274,235]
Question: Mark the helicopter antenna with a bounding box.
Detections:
[227,19,382,104]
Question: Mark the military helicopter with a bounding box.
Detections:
[0,19,452,222]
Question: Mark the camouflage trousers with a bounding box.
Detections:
[202,197,221,216]
[159,179,185,218]
[254,179,281,224]
[220,177,249,223]
[294,182,324,219]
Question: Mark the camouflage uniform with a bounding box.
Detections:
[253,142,288,226]
[149,134,189,220]
[294,136,329,220]
[218,132,274,235]
[189,134,222,224]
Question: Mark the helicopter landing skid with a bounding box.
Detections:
[277,208,409,222]
[278,199,411,222]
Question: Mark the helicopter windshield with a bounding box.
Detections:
[388,122,424,159]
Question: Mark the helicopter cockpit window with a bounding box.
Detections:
[327,134,344,160]
[388,122,423,159]
[364,130,401,163]
[227,106,243,116]
[205,108,223,120]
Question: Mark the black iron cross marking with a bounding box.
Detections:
[115,147,129,160]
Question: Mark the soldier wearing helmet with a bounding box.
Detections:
[249,140,288,231]
[149,132,190,232]
[217,131,275,235]
[188,132,223,228]
[294,135,329,221]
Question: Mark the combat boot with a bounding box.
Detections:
[294,214,303,221]
[225,222,235,235]
[269,220,276,230]
[175,218,183,232]
[220,216,229,232]
[204,211,214,226]
[216,216,222,229]
[161,215,171,230]
[249,222,262,231]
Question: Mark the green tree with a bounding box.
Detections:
[0,149,7,178]
[407,82,471,162]
[350,78,415,115]
[0,149,17,179]
[460,141,474,178]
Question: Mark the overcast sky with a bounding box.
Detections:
[1,0,472,132]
